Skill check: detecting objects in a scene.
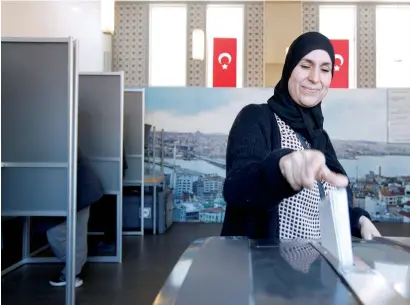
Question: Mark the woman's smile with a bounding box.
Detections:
[301,86,320,94]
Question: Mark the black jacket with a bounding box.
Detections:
[221,104,370,239]
[77,149,104,211]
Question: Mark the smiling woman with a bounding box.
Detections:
[221,31,381,242]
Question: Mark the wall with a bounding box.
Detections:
[110,1,402,88]
[112,1,265,87]
[187,4,207,87]
[264,1,302,87]
[113,2,149,86]
[142,86,410,224]
[1,0,112,72]
[244,3,264,87]
[357,4,376,88]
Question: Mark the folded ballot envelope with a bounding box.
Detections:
[319,187,354,269]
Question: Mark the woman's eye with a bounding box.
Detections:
[321,69,330,73]
[301,65,310,69]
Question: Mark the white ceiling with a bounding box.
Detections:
[117,0,410,2]
[4,0,410,3]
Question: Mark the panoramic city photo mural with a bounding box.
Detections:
[142,87,410,224]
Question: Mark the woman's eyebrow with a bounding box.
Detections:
[301,58,332,66]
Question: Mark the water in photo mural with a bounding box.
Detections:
[143,87,410,224]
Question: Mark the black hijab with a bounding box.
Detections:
[267,32,346,176]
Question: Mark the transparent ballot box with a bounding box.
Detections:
[154,188,410,305]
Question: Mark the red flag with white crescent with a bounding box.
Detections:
[330,39,349,88]
[213,38,237,88]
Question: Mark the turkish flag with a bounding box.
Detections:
[330,39,349,88]
[213,38,237,87]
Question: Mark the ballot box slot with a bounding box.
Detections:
[249,239,279,249]
[311,241,409,305]
[352,240,410,301]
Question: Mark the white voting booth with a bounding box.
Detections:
[1,37,79,305]
[1,38,129,305]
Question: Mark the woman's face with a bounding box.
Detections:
[287,50,333,108]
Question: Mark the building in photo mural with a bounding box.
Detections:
[141,87,410,224]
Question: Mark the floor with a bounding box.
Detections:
[2,222,410,305]
[1,223,222,305]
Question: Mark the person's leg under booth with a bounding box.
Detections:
[46,206,90,287]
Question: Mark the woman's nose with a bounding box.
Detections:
[308,68,320,83]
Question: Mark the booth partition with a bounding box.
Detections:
[77,72,124,263]
[1,37,79,305]
[122,89,169,236]
[122,89,147,235]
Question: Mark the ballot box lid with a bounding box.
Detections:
[352,237,410,300]
[154,237,410,305]
[154,237,360,305]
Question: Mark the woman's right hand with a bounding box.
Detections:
[279,149,348,191]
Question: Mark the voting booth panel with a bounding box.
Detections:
[1,39,73,217]
[122,89,146,235]
[8,74,126,263]
[1,37,79,305]
[78,73,124,194]
[77,72,124,263]
[123,90,145,184]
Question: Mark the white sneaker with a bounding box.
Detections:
[49,274,83,288]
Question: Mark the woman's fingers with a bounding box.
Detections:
[319,166,349,188]
[293,151,304,190]
[304,150,325,189]
[280,149,349,191]
[286,158,301,191]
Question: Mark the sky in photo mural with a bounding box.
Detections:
[143,87,410,224]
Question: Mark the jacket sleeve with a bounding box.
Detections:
[347,185,372,237]
[77,148,105,211]
[223,104,298,210]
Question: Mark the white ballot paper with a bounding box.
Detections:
[320,188,354,269]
